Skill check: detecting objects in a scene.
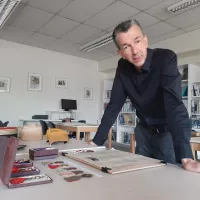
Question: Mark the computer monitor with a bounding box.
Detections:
[61,99,77,111]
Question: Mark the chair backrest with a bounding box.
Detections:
[0,120,4,127]
[3,121,9,127]
[39,120,48,135]
[78,120,86,124]
[47,121,56,128]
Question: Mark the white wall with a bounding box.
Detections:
[0,39,105,126]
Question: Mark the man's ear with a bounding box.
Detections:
[117,49,125,59]
[144,35,148,48]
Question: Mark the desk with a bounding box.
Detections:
[57,123,112,149]
[1,140,200,200]
[19,119,62,126]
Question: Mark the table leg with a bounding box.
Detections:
[130,134,135,153]
[76,128,80,140]
[108,129,112,149]
[85,132,90,142]
[190,143,196,160]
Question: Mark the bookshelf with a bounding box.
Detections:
[178,64,200,131]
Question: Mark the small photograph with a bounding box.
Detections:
[84,88,93,100]
[0,77,11,93]
[28,73,42,91]
[55,77,67,89]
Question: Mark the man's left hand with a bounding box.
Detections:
[182,158,200,173]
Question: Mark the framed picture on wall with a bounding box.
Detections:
[55,77,68,89]
[0,76,11,93]
[28,73,42,91]
[84,87,93,100]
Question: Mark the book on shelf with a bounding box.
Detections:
[182,85,188,97]
[119,113,135,126]
[191,99,200,114]
[191,84,200,96]
[123,132,130,144]
[181,67,188,80]
[191,116,200,130]
[112,130,117,142]
[121,102,135,112]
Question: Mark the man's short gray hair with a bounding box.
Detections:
[112,19,144,50]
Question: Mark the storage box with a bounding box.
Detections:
[11,166,40,178]
[29,154,58,161]
[8,174,52,189]
[29,147,58,157]
[0,136,53,189]
[14,159,33,168]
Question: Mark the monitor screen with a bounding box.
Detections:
[61,99,77,111]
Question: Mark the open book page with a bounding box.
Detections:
[62,148,166,174]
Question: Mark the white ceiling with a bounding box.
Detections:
[0,0,200,61]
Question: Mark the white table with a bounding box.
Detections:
[17,138,90,154]
[1,140,200,200]
[19,119,62,126]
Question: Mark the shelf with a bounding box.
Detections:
[182,96,188,99]
[191,82,200,84]
[191,96,200,98]
[119,124,135,127]
[181,79,188,82]
[121,112,135,114]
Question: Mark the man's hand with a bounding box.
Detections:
[182,158,200,173]
[87,139,97,146]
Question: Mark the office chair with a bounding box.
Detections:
[0,120,9,127]
[4,121,9,127]
[39,120,48,135]
[0,120,4,127]
[70,120,86,139]
[47,121,56,128]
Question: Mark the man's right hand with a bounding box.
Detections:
[88,139,97,146]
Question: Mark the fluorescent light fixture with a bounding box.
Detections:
[0,0,21,28]
[167,0,200,14]
[80,32,113,52]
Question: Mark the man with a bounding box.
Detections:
[89,19,200,172]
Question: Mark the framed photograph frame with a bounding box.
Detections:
[0,76,11,93]
[55,77,68,89]
[84,87,93,100]
[28,73,42,91]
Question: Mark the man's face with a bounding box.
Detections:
[116,25,148,68]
